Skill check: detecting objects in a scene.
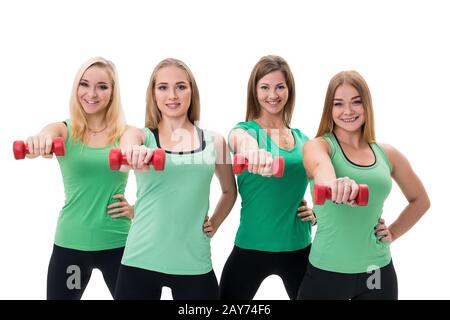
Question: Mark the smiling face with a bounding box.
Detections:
[154,65,192,119]
[332,83,365,133]
[77,65,112,116]
[256,70,289,117]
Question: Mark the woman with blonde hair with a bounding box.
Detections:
[114,58,237,300]
[23,57,134,299]
[297,70,430,299]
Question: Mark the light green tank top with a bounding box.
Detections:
[121,127,216,275]
[55,120,130,251]
[231,120,311,252]
[309,133,392,273]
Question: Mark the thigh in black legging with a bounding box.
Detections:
[170,270,219,300]
[114,264,162,300]
[275,245,311,300]
[219,246,272,300]
[354,261,398,300]
[94,246,124,297]
[47,245,94,300]
[297,263,355,300]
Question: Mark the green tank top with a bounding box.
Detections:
[55,120,130,251]
[309,133,392,273]
[121,127,216,275]
[231,120,311,252]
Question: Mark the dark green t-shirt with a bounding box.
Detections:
[230,120,311,252]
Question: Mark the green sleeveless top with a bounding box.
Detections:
[55,120,130,251]
[121,127,216,275]
[309,133,392,273]
[230,120,311,252]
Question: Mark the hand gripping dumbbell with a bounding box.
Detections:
[313,183,369,206]
[13,137,65,160]
[232,154,285,177]
[109,148,166,171]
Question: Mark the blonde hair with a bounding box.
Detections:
[316,70,376,143]
[246,55,296,126]
[145,58,200,129]
[69,57,126,144]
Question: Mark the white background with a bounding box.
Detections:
[0,0,448,300]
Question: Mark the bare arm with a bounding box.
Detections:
[303,138,335,182]
[26,122,67,158]
[229,128,275,176]
[229,128,259,154]
[380,144,430,242]
[203,133,237,237]
[119,126,145,149]
[303,138,360,204]
[119,126,154,171]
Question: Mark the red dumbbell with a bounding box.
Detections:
[13,137,65,160]
[313,183,369,206]
[232,154,285,177]
[109,148,166,171]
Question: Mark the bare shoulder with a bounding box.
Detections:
[378,143,409,172]
[122,125,145,143]
[230,128,247,134]
[124,125,144,135]
[44,122,68,139]
[378,143,403,160]
[229,128,248,139]
[303,137,330,154]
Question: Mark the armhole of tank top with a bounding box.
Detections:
[323,134,336,159]
[63,119,71,146]
[372,143,393,172]
[202,130,216,161]
[227,130,235,154]
[144,128,157,148]
[196,126,206,151]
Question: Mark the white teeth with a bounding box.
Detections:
[267,101,279,105]
[342,117,358,123]
[86,100,98,104]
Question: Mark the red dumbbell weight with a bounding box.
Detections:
[109,148,166,171]
[313,183,369,206]
[232,154,285,177]
[13,137,65,160]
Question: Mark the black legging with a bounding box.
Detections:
[114,264,219,300]
[297,260,398,300]
[47,244,124,300]
[219,245,311,300]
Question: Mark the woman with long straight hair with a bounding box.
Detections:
[23,57,133,299]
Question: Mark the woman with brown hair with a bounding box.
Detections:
[219,55,315,300]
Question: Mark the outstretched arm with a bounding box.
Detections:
[26,122,67,158]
